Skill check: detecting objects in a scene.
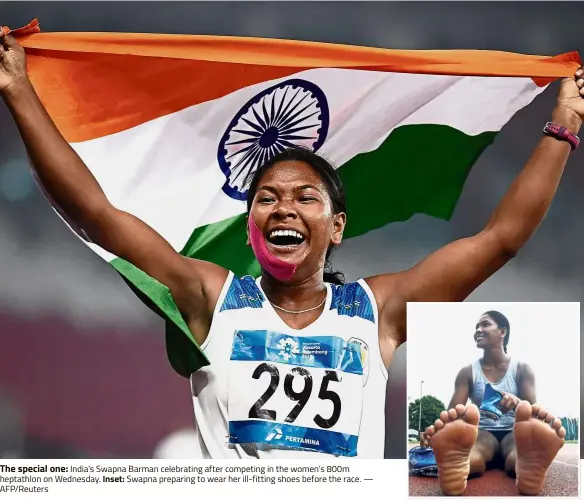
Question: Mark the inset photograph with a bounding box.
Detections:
[407,302,579,497]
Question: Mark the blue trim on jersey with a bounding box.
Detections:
[330,282,375,323]
[230,330,364,375]
[220,275,265,312]
[229,420,358,457]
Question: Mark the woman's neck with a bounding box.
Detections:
[260,271,327,310]
[482,348,508,365]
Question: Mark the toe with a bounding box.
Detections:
[544,412,554,424]
[427,426,436,437]
[455,404,466,417]
[531,403,540,417]
[448,408,458,420]
[557,426,566,439]
[551,418,563,431]
[435,419,445,430]
[464,404,480,426]
[537,406,549,421]
[440,411,450,423]
[515,400,532,422]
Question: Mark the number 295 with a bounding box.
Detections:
[249,363,342,429]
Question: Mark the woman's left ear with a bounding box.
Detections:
[331,212,347,245]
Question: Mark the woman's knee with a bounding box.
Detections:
[475,430,499,463]
[469,448,488,476]
[504,449,517,477]
[499,431,516,459]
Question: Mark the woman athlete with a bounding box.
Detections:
[421,311,565,495]
[1,33,583,460]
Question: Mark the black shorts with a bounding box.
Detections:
[486,429,512,442]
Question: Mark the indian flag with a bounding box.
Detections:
[11,20,580,376]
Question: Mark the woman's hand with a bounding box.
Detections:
[499,392,521,413]
[553,66,584,134]
[0,33,28,96]
[420,429,431,448]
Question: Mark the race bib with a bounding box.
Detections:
[227,330,365,457]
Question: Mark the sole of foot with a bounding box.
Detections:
[426,404,480,496]
[514,401,565,495]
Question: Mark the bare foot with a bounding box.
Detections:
[514,401,565,495]
[426,404,480,496]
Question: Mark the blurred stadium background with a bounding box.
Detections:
[0,2,582,459]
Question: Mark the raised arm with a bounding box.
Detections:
[0,34,227,341]
[369,69,584,353]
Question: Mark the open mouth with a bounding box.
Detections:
[266,229,306,249]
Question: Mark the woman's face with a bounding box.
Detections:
[248,160,346,280]
[474,314,505,350]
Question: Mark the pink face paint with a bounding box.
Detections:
[248,215,297,282]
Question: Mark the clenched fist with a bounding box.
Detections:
[0,33,28,95]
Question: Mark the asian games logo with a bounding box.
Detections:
[277,337,300,361]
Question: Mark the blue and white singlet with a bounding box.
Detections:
[189,272,388,458]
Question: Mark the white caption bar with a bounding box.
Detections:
[0,458,581,498]
[0,459,408,500]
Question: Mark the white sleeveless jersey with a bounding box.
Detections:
[189,272,388,459]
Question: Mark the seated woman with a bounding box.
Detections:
[422,311,565,495]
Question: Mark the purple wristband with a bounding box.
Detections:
[543,121,580,150]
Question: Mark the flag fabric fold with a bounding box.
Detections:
[5,21,581,377]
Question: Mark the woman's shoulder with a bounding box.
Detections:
[329,279,376,323]
[515,360,533,375]
[459,363,475,378]
[217,273,266,313]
